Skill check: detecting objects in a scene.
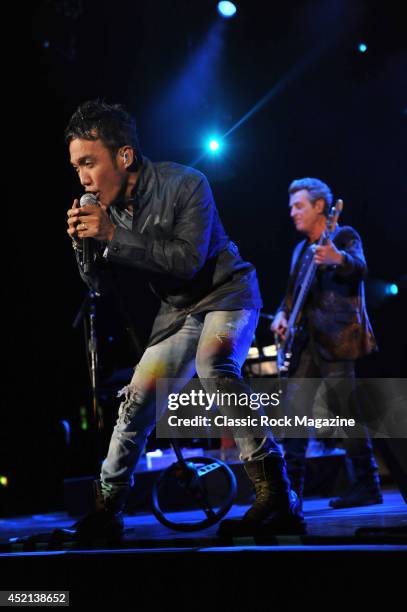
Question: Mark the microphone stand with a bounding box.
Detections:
[72,290,104,469]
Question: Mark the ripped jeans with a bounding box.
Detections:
[100,309,282,499]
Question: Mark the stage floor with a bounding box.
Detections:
[1,488,406,551]
[1,491,406,605]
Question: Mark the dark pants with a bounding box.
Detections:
[283,340,378,499]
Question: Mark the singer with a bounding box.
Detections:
[65,100,304,541]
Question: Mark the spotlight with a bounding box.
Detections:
[208,139,221,153]
[358,42,367,53]
[385,283,399,296]
[217,2,237,18]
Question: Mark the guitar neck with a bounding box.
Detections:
[287,257,317,328]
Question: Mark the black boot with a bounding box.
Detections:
[286,465,306,514]
[283,438,307,514]
[329,455,383,509]
[61,480,126,544]
[217,454,306,537]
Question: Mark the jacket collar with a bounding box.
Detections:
[130,156,154,204]
[109,156,154,215]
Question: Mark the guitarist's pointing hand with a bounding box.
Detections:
[314,240,344,266]
[271,311,288,341]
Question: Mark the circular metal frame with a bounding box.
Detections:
[151,456,237,532]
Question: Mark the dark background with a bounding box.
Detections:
[3,0,406,515]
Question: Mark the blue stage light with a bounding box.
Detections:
[217,2,237,18]
[208,139,221,152]
[358,42,367,53]
[385,283,399,296]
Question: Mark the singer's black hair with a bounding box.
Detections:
[65,99,142,170]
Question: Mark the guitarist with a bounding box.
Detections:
[271,178,381,509]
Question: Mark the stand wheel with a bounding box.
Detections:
[152,455,237,532]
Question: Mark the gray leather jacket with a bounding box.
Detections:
[76,157,262,346]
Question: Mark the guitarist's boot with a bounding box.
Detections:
[329,455,382,509]
[217,454,306,537]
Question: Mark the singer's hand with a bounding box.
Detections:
[314,240,344,266]
[67,202,116,242]
[66,199,81,241]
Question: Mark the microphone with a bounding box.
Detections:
[79,193,99,273]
